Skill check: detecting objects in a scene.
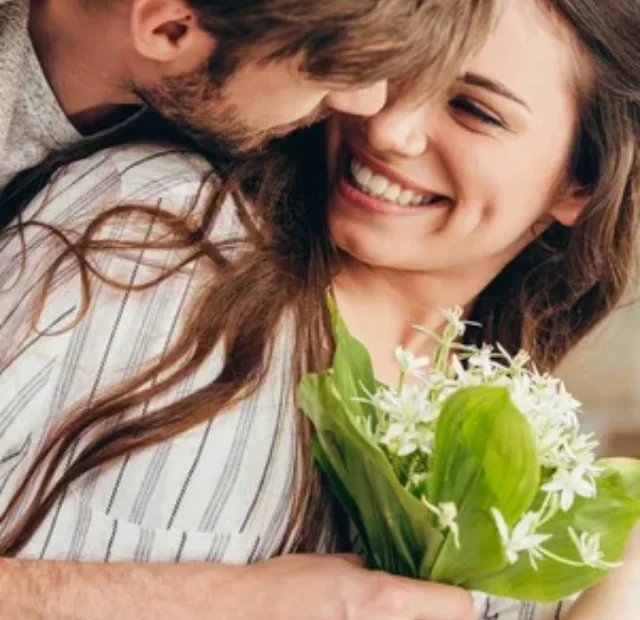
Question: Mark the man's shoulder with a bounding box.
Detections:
[52,142,217,212]
[89,142,214,196]
[39,142,247,243]
[116,143,216,205]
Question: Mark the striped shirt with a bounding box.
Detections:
[0,144,568,618]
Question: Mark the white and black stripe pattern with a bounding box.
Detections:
[0,144,300,566]
[476,595,568,619]
[0,144,571,618]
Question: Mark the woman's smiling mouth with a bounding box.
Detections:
[337,148,451,216]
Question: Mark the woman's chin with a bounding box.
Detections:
[331,233,415,273]
[331,232,386,269]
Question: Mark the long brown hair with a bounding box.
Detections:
[1,0,639,557]
[470,0,640,365]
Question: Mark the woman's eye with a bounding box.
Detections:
[449,96,504,128]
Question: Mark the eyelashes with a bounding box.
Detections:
[448,96,505,129]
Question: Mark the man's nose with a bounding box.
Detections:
[325,81,389,117]
[363,102,429,157]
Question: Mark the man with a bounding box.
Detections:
[0,0,462,190]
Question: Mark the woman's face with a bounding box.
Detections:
[327,0,587,279]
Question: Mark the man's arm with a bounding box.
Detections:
[0,557,243,620]
[0,554,476,620]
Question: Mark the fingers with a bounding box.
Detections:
[407,582,475,620]
[373,575,475,620]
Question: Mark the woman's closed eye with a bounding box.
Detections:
[449,96,506,130]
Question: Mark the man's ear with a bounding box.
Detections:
[549,187,590,227]
[130,0,215,69]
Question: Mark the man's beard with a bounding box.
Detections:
[135,69,329,158]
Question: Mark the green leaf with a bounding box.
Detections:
[598,457,640,500]
[425,386,540,585]
[311,434,370,555]
[327,294,377,422]
[471,465,640,602]
[298,372,441,577]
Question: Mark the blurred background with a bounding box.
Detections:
[559,291,640,457]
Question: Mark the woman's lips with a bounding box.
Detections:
[350,144,443,199]
[336,149,450,217]
[337,177,433,216]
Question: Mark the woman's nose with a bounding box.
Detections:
[364,103,429,157]
[325,81,389,117]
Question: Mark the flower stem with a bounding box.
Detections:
[535,493,559,528]
[397,371,407,392]
[538,546,585,568]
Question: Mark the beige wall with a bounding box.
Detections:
[558,297,640,456]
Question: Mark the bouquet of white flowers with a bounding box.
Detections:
[297,298,640,602]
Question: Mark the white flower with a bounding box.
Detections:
[379,422,434,457]
[394,347,430,377]
[535,423,571,468]
[565,433,601,471]
[568,527,622,570]
[415,427,436,454]
[424,499,461,549]
[505,365,597,474]
[468,344,495,377]
[425,372,460,403]
[510,374,536,414]
[550,379,581,409]
[442,306,467,337]
[379,422,413,455]
[491,508,551,570]
[372,385,439,425]
[451,355,469,383]
[496,343,531,372]
[530,375,580,425]
[541,466,597,511]
[568,432,598,455]
[372,383,440,456]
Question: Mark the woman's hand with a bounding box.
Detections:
[224,553,475,620]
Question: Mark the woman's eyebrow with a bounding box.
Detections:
[460,72,531,112]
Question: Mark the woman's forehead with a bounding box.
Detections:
[398,0,581,110]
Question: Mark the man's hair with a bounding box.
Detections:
[189,0,501,93]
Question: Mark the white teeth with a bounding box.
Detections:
[398,190,413,205]
[349,157,426,205]
[383,184,401,201]
[369,174,388,196]
[355,165,372,186]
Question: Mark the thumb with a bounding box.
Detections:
[396,579,475,620]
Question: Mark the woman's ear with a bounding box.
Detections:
[549,187,590,227]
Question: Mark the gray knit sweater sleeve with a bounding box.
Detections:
[0,0,29,151]
[0,0,146,190]
[0,0,82,190]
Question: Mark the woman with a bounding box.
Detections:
[0,0,639,618]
